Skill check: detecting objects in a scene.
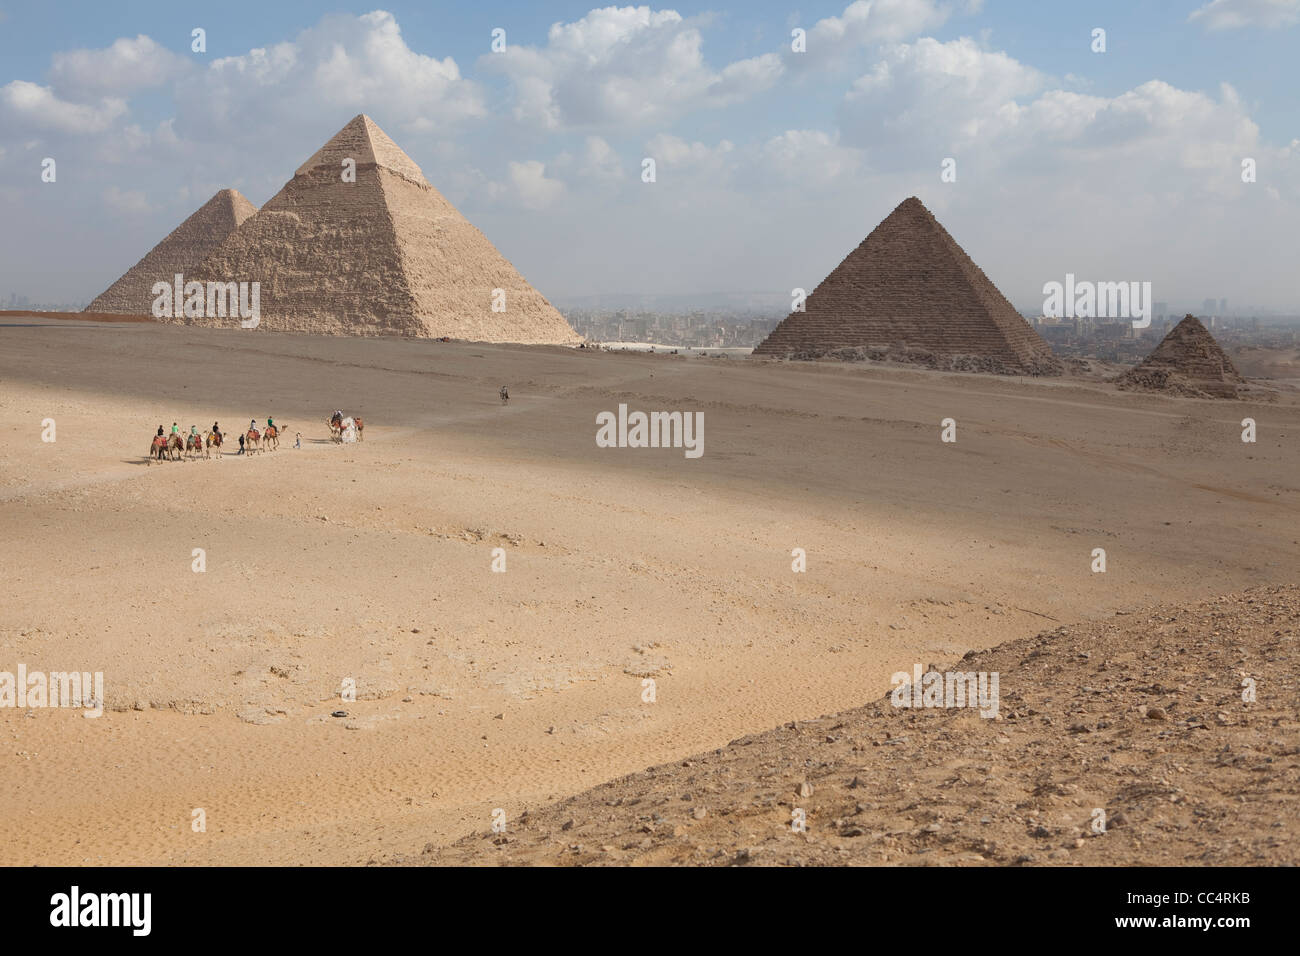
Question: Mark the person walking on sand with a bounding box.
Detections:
[239,432,245,455]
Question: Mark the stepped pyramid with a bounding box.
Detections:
[182,115,580,343]
[84,189,257,314]
[1117,315,1243,398]
[753,197,1062,375]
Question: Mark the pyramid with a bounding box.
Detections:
[85,189,257,314]
[753,197,1062,375]
[1117,315,1243,398]
[181,115,580,343]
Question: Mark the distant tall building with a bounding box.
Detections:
[1154,301,1168,321]
[1202,298,1217,315]
[1219,298,1228,316]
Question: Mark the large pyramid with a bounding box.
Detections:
[181,115,580,343]
[1117,315,1243,398]
[84,189,257,314]
[753,197,1062,375]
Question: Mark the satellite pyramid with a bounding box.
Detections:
[182,114,580,343]
[84,189,257,314]
[753,197,1062,375]
[1117,315,1243,398]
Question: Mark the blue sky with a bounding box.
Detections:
[1,0,1297,311]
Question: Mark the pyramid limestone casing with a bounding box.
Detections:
[1118,315,1242,398]
[84,189,257,314]
[184,115,580,343]
[754,197,1062,375]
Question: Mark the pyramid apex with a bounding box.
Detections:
[294,114,427,184]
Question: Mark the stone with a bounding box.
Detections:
[753,197,1062,376]
[85,189,257,315]
[181,115,580,344]
[1117,316,1242,399]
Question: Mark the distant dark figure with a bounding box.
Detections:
[499,386,509,404]
[239,434,246,454]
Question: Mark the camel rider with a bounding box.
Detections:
[249,418,257,433]
[190,425,199,439]
[212,422,222,440]
[267,416,275,432]
[156,425,164,438]
[171,422,179,436]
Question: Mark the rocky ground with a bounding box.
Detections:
[412,586,1300,866]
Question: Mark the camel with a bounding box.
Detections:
[147,434,169,464]
[263,424,279,451]
[328,415,342,443]
[166,434,185,461]
[245,427,261,455]
[186,433,207,460]
[207,431,223,459]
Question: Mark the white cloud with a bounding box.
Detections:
[811,0,954,49]
[49,35,191,98]
[578,135,625,180]
[0,80,127,133]
[760,129,862,185]
[506,160,565,209]
[1189,0,1300,31]
[645,133,735,171]
[484,6,782,129]
[172,11,484,143]
[102,185,151,214]
[840,37,1043,155]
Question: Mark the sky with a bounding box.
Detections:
[1,0,1297,312]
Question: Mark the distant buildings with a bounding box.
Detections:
[3,292,90,311]
[562,307,780,348]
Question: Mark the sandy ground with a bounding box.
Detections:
[419,586,1299,866]
[0,316,1297,866]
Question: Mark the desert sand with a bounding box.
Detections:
[1,314,1297,866]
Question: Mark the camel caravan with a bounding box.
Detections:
[146,418,284,464]
[146,411,362,463]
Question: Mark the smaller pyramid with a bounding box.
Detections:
[1117,315,1243,399]
[85,189,258,315]
[753,197,1062,375]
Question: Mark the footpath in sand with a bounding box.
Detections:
[0,317,1297,865]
